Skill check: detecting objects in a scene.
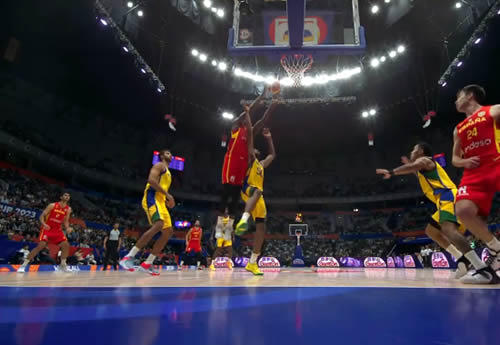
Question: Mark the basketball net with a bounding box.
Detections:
[280,54,314,87]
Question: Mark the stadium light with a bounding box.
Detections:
[191,49,199,56]
[369,109,376,116]
[457,61,463,67]
[380,56,386,62]
[222,112,234,120]
[217,9,224,17]
[370,58,380,68]
[140,68,146,74]
[211,7,217,13]
[474,37,481,44]
[157,88,162,93]
[100,18,108,26]
[122,46,129,53]
[203,0,212,8]
[388,50,397,58]
[127,2,134,8]
[362,111,369,118]
[218,62,227,71]
[397,45,405,53]
[441,81,447,87]
[137,10,144,17]
[211,60,217,66]
[371,5,380,14]
[199,53,207,62]
[455,2,462,9]
[384,0,391,3]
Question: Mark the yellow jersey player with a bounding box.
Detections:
[235,125,276,276]
[120,149,176,275]
[376,142,488,282]
[209,208,235,271]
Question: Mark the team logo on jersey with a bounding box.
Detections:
[464,138,492,153]
[478,111,486,117]
[457,186,468,196]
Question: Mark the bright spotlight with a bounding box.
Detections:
[384,0,391,3]
[127,2,134,8]
[122,46,129,53]
[455,2,462,9]
[203,0,212,8]
[211,60,217,66]
[100,18,108,26]
[474,38,481,44]
[457,61,463,67]
[389,50,397,58]
[191,49,199,56]
[217,9,225,17]
[140,68,146,74]
[371,5,380,14]
[369,109,376,116]
[218,62,227,71]
[137,10,144,17]
[199,54,207,62]
[222,112,234,120]
[157,88,162,93]
[441,81,447,87]
[211,7,217,13]
[370,58,380,68]
[380,56,386,62]
[397,45,405,53]
[234,67,242,76]
[362,111,369,118]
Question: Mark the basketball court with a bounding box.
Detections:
[1,269,500,345]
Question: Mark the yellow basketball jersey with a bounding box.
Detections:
[417,160,456,199]
[144,164,171,202]
[246,159,264,191]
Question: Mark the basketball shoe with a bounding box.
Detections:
[235,219,248,236]
[138,262,160,276]
[119,256,136,272]
[209,263,216,271]
[459,266,499,284]
[455,256,471,280]
[227,260,233,270]
[245,262,263,276]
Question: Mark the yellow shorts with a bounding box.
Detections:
[142,194,172,230]
[217,238,232,247]
[241,186,267,220]
[431,191,465,234]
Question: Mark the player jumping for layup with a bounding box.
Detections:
[376,143,485,280]
[18,193,73,273]
[453,85,500,283]
[120,149,175,276]
[235,107,276,275]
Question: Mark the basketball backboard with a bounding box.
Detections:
[228,0,365,56]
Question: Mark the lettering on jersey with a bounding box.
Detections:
[457,186,468,196]
[457,116,487,134]
[464,138,492,153]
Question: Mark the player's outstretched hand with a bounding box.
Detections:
[376,169,391,180]
[167,195,176,208]
[401,156,410,164]
[463,156,480,169]
[67,226,74,234]
[262,128,272,138]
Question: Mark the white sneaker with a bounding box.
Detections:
[455,261,469,280]
[17,266,26,273]
[459,267,496,284]
[58,263,72,272]
[485,248,500,272]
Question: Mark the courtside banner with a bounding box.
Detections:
[0,264,178,272]
[431,252,451,268]
[213,257,234,269]
[386,257,396,268]
[258,256,281,272]
[0,202,40,218]
[316,257,340,272]
[363,257,387,268]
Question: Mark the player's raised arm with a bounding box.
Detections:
[243,104,255,165]
[39,203,55,230]
[490,104,500,123]
[376,157,434,179]
[232,92,265,128]
[260,128,276,168]
[253,96,279,136]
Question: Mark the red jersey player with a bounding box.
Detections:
[180,220,203,269]
[452,84,500,284]
[18,192,74,273]
[220,90,279,219]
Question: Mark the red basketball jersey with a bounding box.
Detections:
[456,105,500,165]
[222,126,249,185]
[45,202,70,231]
[189,227,202,243]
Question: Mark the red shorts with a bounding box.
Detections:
[456,163,500,216]
[39,229,67,245]
[222,152,247,186]
[186,243,201,253]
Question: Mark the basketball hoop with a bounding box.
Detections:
[280,54,314,87]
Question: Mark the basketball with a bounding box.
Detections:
[271,81,281,95]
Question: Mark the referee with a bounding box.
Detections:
[103,222,121,271]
